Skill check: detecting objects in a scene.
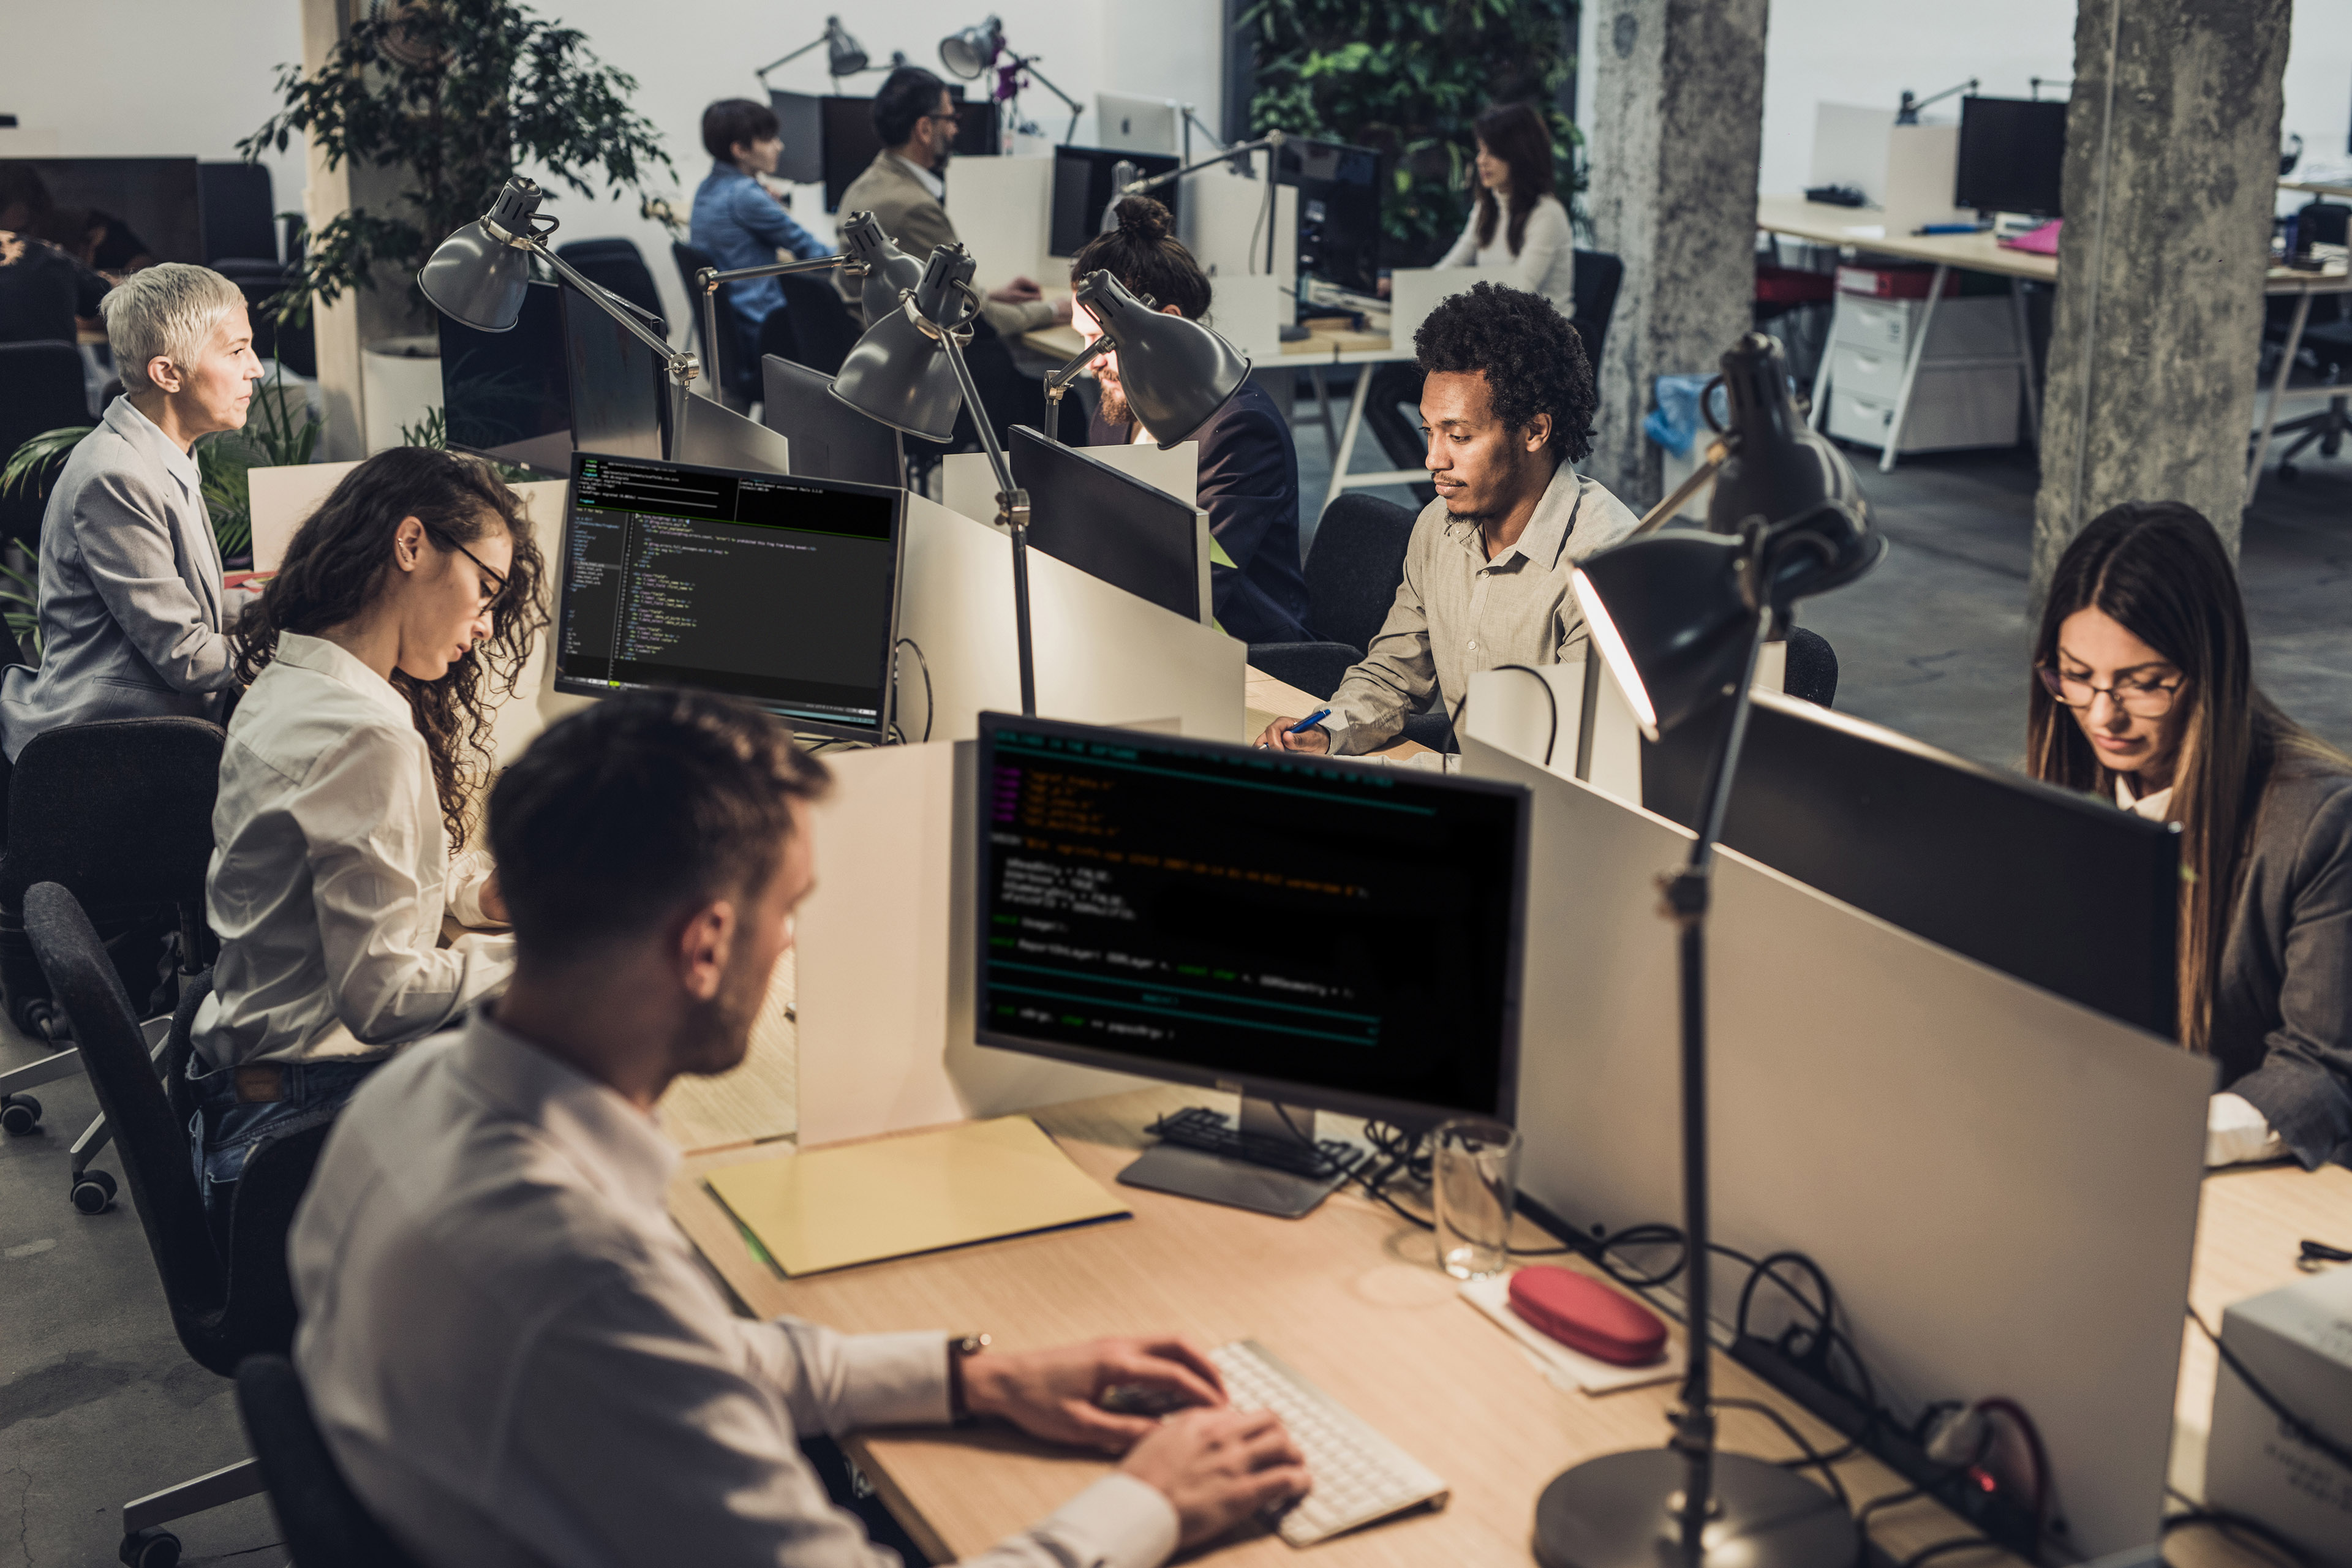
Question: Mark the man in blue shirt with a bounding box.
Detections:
[690,99,830,408]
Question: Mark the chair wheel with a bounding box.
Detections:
[72,1169,116,1214]
[119,1528,179,1567]
[0,1093,40,1135]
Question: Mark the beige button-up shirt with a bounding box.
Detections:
[1322,462,1638,755]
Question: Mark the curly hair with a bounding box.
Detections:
[233,447,547,850]
[1414,281,1595,463]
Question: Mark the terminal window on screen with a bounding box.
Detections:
[979,727,1520,1117]
[559,456,897,728]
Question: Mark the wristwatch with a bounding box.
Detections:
[948,1332,991,1425]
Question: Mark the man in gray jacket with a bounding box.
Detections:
[1,263,260,760]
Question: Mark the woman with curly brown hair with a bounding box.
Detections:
[188,446,545,1218]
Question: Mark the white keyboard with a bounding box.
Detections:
[1208,1339,1450,1546]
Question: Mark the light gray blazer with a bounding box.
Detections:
[0,398,239,761]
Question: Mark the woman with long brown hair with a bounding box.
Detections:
[2029,502,2352,1169]
[188,446,545,1216]
[1436,102,1574,320]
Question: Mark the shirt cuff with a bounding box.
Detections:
[1025,1474,1180,1568]
[829,1330,956,1428]
[2205,1091,2288,1168]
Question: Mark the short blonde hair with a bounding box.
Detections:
[100,263,246,394]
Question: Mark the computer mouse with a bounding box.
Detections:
[1507,1266,1668,1366]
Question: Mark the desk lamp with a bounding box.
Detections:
[938,15,1083,145]
[1534,333,1882,1568]
[752,16,872,86]
[685,212,916,394]
[833,251,1250,717]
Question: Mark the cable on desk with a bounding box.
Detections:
[1893,1536,1999,1568]
[1490,663,1561,766]
[893,637,933,744]
[2189,1303,2352,1474]
[1712,1395,1852,1513]
[2158,1505,2312,1568]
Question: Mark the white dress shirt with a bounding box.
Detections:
[2116,778,2287,1167]
[291,1011,1181,1568]
[194,631,513,1067]
[1436,194,1575,322]
[893,152,948,203]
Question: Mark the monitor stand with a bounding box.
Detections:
[1114,1096,1352,1218]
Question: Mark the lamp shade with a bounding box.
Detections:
[1705,331,1882,605]
[839,211,925,326]
[416,177,546,332]
[831,246,981,444]
[939,17,1001,79]
[824,17,869,75]
[1571,532,1756,742]
[1075,270,1250,448]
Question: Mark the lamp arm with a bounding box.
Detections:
[753,34,827,82]
[1627,438,1728,537]
[532,242,699,386]
[1005,54,1084,143]
[1038,337,1112,432]
[1121,130,1289,198]
[692,255,856,397]
[933,285,1036,718]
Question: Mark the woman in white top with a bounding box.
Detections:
[1437,102,1575,322]
[189,447,544,1215]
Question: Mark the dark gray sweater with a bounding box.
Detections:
[2214,761,2352,1168]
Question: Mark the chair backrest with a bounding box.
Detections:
[1,718,225,914]
[1571,251,1625,377]
[669,241,723,365]
[0,341,91,546]
[23,881,223,1310]
[238,1355,423,1568]
[2295,200,2351,251]
[772,272,864,377]
[1303,492,1418,654]
[200,162,279,264]
[556,238,667,331]
[1784,625,1839,709]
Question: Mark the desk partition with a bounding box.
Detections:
[1461,734,2211,1559]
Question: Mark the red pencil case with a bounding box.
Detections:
[1508,1266,1668,1366]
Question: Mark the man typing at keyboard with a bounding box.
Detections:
[288,690,1308,1568]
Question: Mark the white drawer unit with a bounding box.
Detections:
[1811,276,2040,468]
[1826,364,2023,454]
[1831,293,2020,361]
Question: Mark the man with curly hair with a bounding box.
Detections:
[1256,281,1634,755]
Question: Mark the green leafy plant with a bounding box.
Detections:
[239,0,673,322]
[1243,0,1583,265]
[397,403,532,483]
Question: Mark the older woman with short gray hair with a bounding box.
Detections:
[0,262,261,760]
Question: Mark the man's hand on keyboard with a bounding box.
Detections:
[1121,1407,1313,1548]
[962,1335,1227,1451]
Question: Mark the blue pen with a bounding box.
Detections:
[1287,708,1333,733]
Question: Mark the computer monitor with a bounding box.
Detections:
[1096,93,1180,156]
[1049,146,1181,258]
[439,278,572,477]
[670,386,794,475]
[763,355,903,488]
[1008,425,1200,621]
[1955,96,2068,219]
[1641,688,2178,1036]
[4,156,203,265]
[559,284,669,461]
[820,88,990,213]
[973,711,1529,1212]
[556,452,904,740]
[767,91,826,187]
[1279,138,1384,295]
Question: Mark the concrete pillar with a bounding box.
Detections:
[1584,0,1769,508]
[2029,0,2290,599]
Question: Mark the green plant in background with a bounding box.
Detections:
[239,0,673,322]
[396,404,532,484]
[1243,0,1583,266]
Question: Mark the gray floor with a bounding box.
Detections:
[1,417,2343,1568]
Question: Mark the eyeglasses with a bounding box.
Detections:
[2036,665,2183,717]
[425,527,508,606]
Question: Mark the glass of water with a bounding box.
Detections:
[1432,1117,1521,1280]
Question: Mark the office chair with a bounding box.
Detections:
[1245,492,1417,701]
[235,1357,421,1568]
[23,881,329,1568]
[1569,250,1625,381]
[2260,202,2352,483]
[0,341,93,547]
[771,271,864,377]
[556,237,668,329]
[0,718,224,1213]
[198,164,279,265]
[669,239,727,375]
[1784,625,1839,708]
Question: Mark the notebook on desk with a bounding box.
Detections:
[704,1115,1131,1276]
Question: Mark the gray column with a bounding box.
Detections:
[2030,0,2290,598]
[1585,0,1770,508]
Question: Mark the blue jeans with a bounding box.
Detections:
[187,1057,380,1222]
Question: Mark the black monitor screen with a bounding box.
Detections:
[440,279,571,477]
[4,157,202,265]
[1008,426,1197,620]
[763,355,903,488]
[560,284,668,461]
[1050,147,1181,258]
[1280,138,1383,295]
[1642,690,2177,1035]
[556,453,903,738]
[769,91,826,187]
[820,89,984,213]
[974,714,1529,1128]
[1956,97,2068,219]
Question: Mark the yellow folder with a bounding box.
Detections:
[705,1115,1131,1276]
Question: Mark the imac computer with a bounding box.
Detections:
[1096,94,1181,156]
[1279,138,1384,296]
[973,712,1531,1214]
[556,452,905,741]
[762,355,904,488]
[820,89,994,212]
[1008,426,1200,622]
[1643,688,2178,1035]
[560,283,669,461]
[439,277,571,477]
[1049,146,1182,258]
[1956,96,2067,219]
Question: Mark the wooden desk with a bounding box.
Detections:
[1245,665,1434,764]
[672,1087,2008,1568]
